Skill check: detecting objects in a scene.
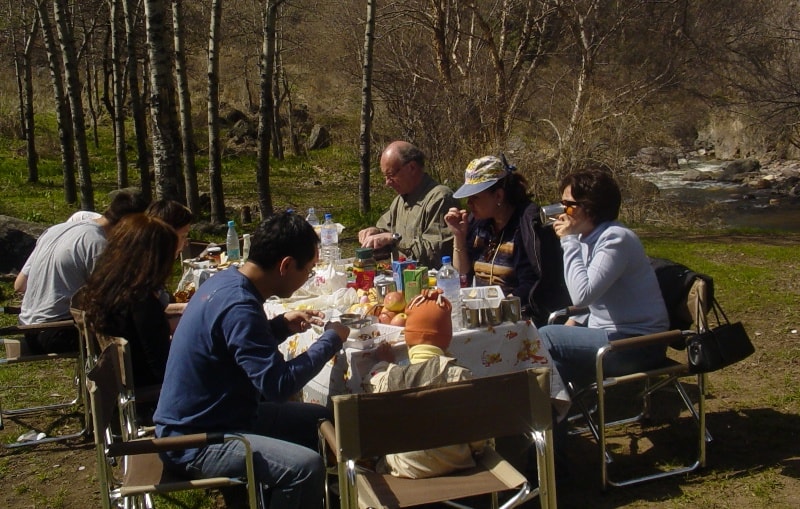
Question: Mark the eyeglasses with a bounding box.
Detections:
[307,268,316,281]
[382,162,410,183]
[560,200,581,216]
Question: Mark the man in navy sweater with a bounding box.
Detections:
[154,212,349,509]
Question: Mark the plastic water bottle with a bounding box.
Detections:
[226,220,240,262]
[305,207,320,227]
[437,256,462,330]
[320,213,339,264]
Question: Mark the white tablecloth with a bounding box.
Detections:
[269,307,570,417]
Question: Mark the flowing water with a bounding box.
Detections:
[634,160,800,233]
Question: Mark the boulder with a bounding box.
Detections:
[0,215,46,274]
[306,124,331,151]
[719,158,760,181]
[636,147,679,170]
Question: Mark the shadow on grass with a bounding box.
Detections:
[546,406,800,508]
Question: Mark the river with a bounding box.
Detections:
[633,160,800,233]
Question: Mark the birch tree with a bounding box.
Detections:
[109,0,128,188]
[124,0,152,202]
[358,0,376,215]
[144,0,181,201]
[207,0,225,223]
[37,0,77,204]
[10,4,40,182]
[54,0,94,209]
[255,0,285,219]
[173,0,199,213]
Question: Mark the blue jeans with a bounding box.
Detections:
[538,324,667,390]
[185,401,329,509]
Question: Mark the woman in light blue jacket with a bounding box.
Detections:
[538,168,669,389]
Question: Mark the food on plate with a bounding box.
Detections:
[174,282,196,303]
[383,291,406,312]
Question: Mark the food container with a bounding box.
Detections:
[458,286,506,328]
[344,323,404,350]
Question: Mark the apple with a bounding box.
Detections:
[389,312,407,327]
[378,309,397,324]
[383,291,406,313]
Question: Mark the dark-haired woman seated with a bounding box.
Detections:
[82,214,178,392]
[537,167,669,390]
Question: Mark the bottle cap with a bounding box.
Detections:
[442,255,452,265]
[228,220,235,227]
[324,213,332,220]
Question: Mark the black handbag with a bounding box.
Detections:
[687,299,754,374]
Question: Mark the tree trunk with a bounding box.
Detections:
[143,0,181,201]
[15,8,40,183]
[207,0,226,223]
[123,0,151,202]
[271,19,283,161]
[38,0,77,204]
[359,0,376,215]
[173,0,199,213]
[110,0,128,188]
[54,0,94,210]
[256,0,283,219]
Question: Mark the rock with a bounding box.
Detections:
[0,215,46,274]
[719,158,761,181]
[228,119,257,143]
[682,169,716,182]
[636,147,679,170]
[306,124,331,151]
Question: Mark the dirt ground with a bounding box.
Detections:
[1,235,799,508]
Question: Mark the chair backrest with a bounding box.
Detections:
[87,338,127,435]
[649,257,714,332]
[332,368,551,460]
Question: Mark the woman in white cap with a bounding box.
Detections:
[444,155,570,325]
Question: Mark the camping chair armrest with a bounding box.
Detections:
[0,319,75,335]
[603,330,689,352]
[107,431,239,457]
[547,306,590,325]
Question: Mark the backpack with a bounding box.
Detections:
[649,257,715,349]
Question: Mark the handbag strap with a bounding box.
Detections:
[709,297,732,327]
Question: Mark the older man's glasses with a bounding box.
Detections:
[307,268,316,281]
[382,162,411,183]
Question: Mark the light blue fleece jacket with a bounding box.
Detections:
[561,221,668,336]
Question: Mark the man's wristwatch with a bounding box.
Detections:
[391,233,402,246]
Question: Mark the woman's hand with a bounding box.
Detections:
[284,309,326,333]
[553,214,581,238]
[444,207,469,237]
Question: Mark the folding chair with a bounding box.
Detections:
[548,259,714,489]
[318,368,556,509]
[0,307,89,449]
[87,337,266,508]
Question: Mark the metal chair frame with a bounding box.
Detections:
[88,337,265,509]
[0,314,89,449]
[548,272,714,489]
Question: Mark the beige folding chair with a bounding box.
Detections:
[548,262,713,489]
[87,337,266,508]
[0,307,89,449]
[318,368,556,509]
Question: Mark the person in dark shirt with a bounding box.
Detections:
[154,212,349,509]
[82,213,178,390]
